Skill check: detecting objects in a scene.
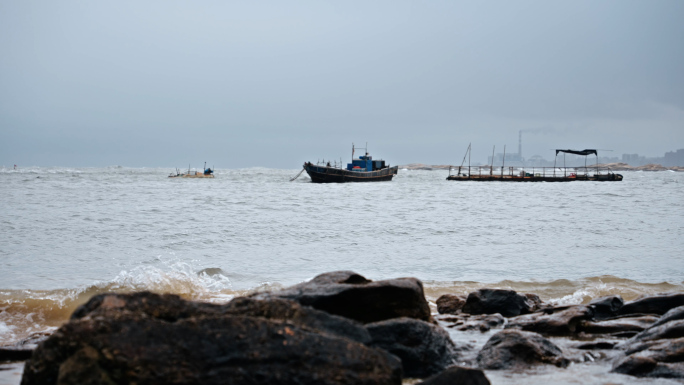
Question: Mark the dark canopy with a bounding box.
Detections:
[555,149,598,157]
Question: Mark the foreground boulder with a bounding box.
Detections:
[578,315,658,335]
[507,305,594,335]
[476,330,568,370]
[366,317,458,378]
[417,366,490,385]
[619,293,684,316]
[462,289,539,318]
[72,292,372,344]
[612,338,684,378]
[22,293,402,385]
[251,271,431,323]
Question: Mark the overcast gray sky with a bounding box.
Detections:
[1,1,683,168]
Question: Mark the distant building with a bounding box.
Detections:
[663,149,684,167]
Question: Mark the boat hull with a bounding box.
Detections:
[304,164,398,183]
[446,174,623,182]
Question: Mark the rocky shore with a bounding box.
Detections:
[4,271,684,384]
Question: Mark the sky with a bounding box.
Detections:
[1,1,683,168]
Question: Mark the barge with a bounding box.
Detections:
[447,146,623,182]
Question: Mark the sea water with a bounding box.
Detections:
[1,166,683,384]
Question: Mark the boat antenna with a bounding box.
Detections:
[490,145,495,176]
[351,143,355,161]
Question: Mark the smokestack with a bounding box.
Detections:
[518,130,522,158]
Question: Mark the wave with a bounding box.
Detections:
[2,270,683,346]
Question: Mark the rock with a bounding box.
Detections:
[72,292,371,344]
[438,313,505,332]
[251,271,431,323]
[476,330,568,370]
[575,341,617,350]
[589,295,624,320]
[417,366,491,385]
[627,319,684,346]
[507,305,594,335]
[0,346,34,361]
[649,305,684,329]
[612,338,684,378]
[619,293,684,316]
[578,315,658,334]
[612,355,658,376]
[22,311,403,385]
[436,294,466,315]
[366,317,458,378]
[462,289,538,318]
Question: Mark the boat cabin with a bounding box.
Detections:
[347,154,387,172]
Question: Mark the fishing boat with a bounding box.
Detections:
[447,145,623,182]
[169,163,215,178]
[293,144,398,183]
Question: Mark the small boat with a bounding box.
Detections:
[169,162,215,178]
[447,145,623,182]
[296,144,398,183]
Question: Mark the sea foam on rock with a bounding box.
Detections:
[250,271,431,323]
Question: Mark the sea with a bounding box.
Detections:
[1,166,683,384]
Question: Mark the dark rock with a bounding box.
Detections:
[575,341,618,350]
[438,313,505,332]
[612,355,658,376]
[619,293,684,316]
[627,319,684,345]
[589,295,624,320]
[417,366,490,385]
[0,347,33,362]
[523,293,543,313]
[72,292,371,344]
[476,329,568,370]
[436,294,466,315]
[578,315,658,334]
[366,317,458,378]
[22,312,402,385]
[251,271,431,323]
[462,289,538,318]
[507,305,594,335]
[649,305,684,329]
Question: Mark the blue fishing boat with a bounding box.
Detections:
[295,145,398,183]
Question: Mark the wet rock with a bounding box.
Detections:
[476,329,568,370]
[367,317,458,378]
[619,293,684,316]
[462,289,538,318]
[612,338,684,378]
[0,347,33,362]
[612,355,658,376]
[73,292,371,344]
[507,305,594,335]
[574,341,618,350]
[436,294,466,315]
[22,311,402,385]
[417,366,490,385]
[589,295,624,320]
[251,271,431,323]
[578,315,658,334]
[627,319,684,345]
[649,305,684,329]
[438,313,505,332]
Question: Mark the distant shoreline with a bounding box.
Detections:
[399,162,684,171]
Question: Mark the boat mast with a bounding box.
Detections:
[490,146,495,176]
[502,145,506,178]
